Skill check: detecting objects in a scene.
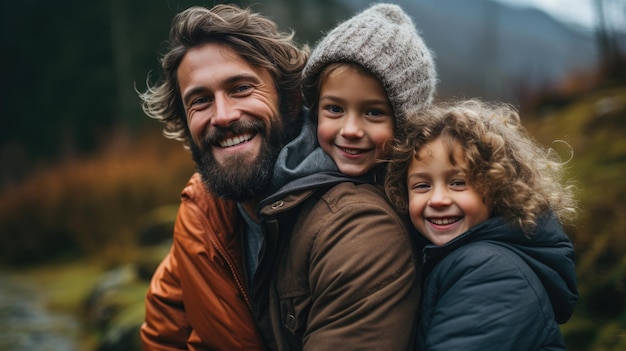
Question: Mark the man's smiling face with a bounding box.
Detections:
[178,42,285,201]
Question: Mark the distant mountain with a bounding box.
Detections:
[337,0,600,104]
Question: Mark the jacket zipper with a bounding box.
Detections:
[205,231,254,311]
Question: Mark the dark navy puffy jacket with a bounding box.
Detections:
[418,214,578,351]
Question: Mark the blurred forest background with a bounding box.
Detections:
[0,0,625,350]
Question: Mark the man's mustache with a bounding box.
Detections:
[201,120,266,148]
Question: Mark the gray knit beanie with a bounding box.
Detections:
[302,3,437,124]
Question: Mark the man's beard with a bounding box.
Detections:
[190,119,286,202]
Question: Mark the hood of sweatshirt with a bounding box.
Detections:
[261,110,384,209]
[269,113,338,193]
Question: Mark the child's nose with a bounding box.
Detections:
[428,186,452,207]
[340,114,365,139]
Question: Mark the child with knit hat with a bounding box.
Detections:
[385,99,578,350]
[256,3,437,349]
[301,2,436,179]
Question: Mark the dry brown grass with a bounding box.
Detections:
[0,130,194,266]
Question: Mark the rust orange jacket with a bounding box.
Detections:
[140,173,265,350]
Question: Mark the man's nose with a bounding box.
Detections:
[211,94,241,127]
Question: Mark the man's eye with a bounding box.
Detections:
[191,97,211,106]
[234,84,252,94]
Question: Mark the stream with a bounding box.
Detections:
[0,273,81,351]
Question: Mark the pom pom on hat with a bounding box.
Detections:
[302,3,437,123]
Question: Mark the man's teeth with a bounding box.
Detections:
[220,134,252,147]
[430,218,459,225]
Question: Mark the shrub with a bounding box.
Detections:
[0,130,193,266]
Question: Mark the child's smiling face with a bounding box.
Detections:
[316,65,394,177]
[407,137,491,246]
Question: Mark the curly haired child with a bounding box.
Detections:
[385,98,579,350]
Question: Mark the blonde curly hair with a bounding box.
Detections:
[385,99,578,234]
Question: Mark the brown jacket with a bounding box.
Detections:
[141,173,264,350]
[255,175,421,350]
[142,171,421,350]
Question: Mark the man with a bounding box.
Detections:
[140,4,434,350]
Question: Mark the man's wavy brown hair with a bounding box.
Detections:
[138,4,308,148]
[385,99,578,234]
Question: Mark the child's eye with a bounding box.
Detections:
[366,109,393,120]
[411,182,430,192]
[324,105,343,114]
[450,180,467,188]
[366,109,383,116]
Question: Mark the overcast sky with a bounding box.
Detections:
[492,0,626,31]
